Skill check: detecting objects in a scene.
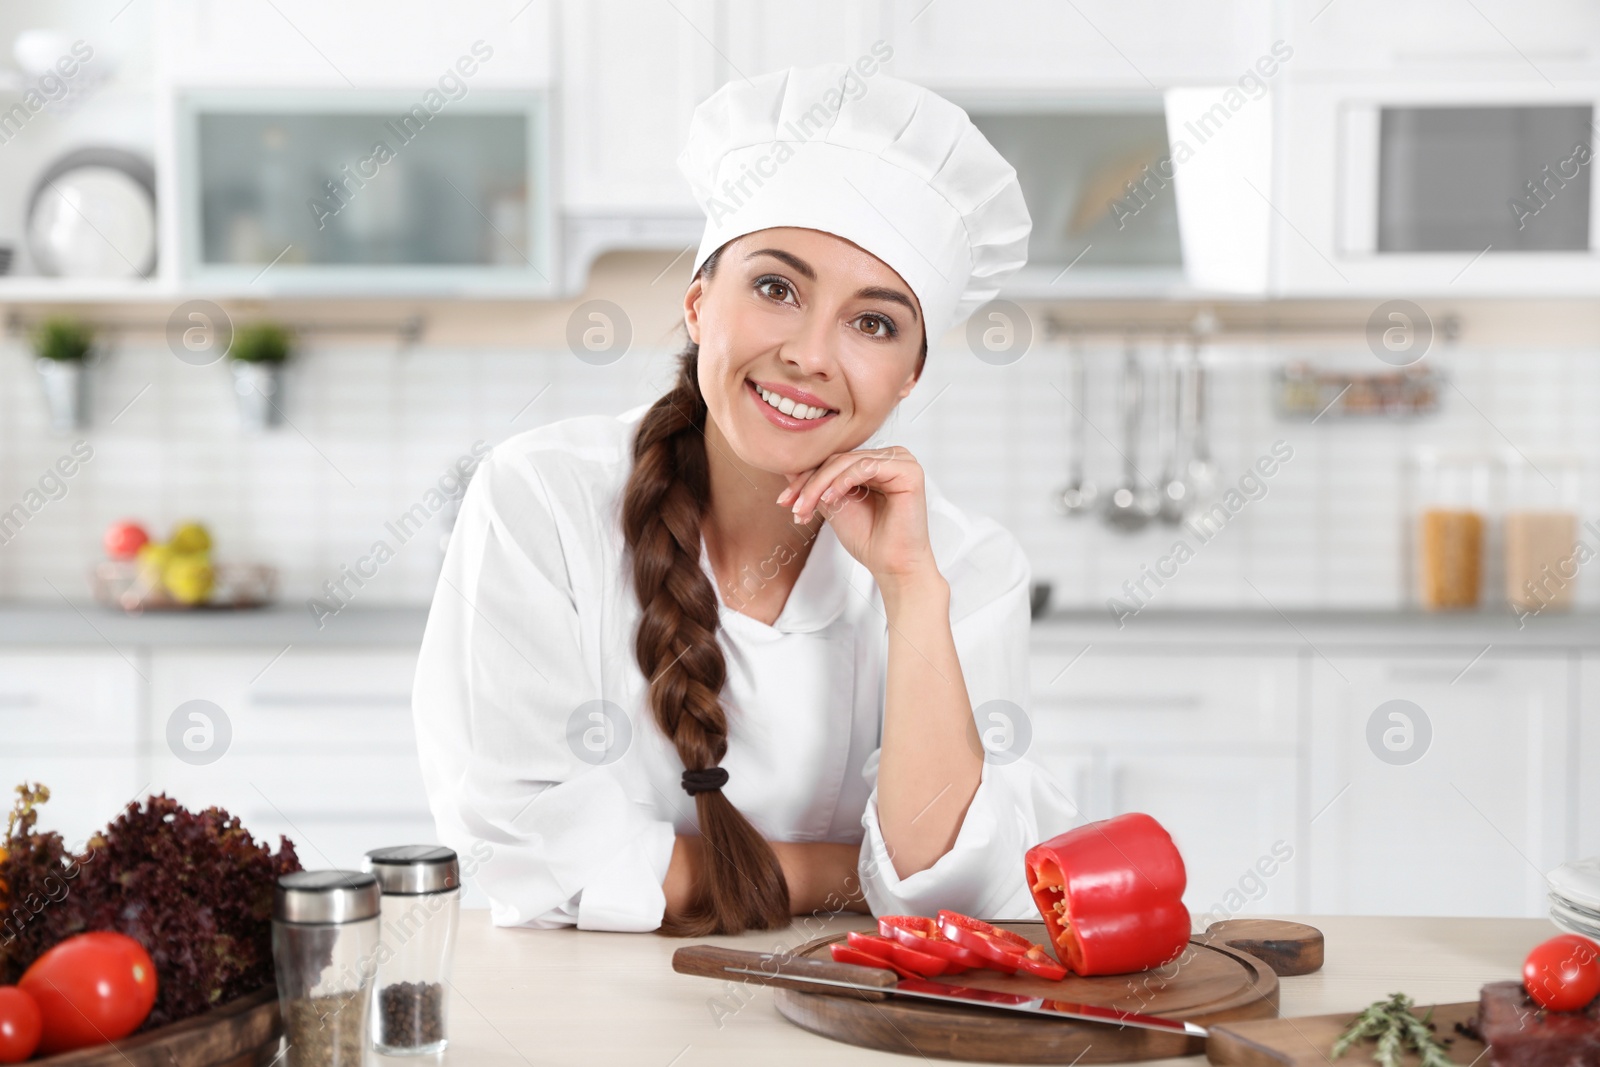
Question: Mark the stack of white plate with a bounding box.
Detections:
[1548,856,1600,939]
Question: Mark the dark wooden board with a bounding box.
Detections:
[1207,1001,1484,1066]
[770,919,1323,1064]
[32,987,281,1067]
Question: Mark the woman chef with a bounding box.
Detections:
[413,63,1079,936]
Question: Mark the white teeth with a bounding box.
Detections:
[755,383,833,421]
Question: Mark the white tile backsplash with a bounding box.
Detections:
[3,333,1597,615]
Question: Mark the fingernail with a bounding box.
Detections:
[821,488,836,503]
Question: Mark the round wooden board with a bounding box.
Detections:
[774,922,1286,1064]
[32,987,280,1067]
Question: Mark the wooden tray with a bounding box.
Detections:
[34,987,281,1067]
[1207,1001,1483,1065]
[772,919,1323,1064]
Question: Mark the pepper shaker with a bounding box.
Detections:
[272,870,382,1067]
[363,846,460,1055]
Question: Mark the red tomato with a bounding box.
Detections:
[1524,934,1600,1012]
[0,987,41,1064]
[19,932,158,1054]
[103,521,150,561]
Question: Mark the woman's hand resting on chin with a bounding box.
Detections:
[777,445,939,587]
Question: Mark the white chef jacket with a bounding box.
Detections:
[411,405,1080,932]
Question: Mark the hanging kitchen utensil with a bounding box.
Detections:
[1056,338,1097,517]
[1185,332,1217,503]
[1157,336,1188,524]
[1103,338,1156,532]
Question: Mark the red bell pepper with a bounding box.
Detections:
[830,943,917,978]
[842,931,958,978]
[1024,812,1191,976]
[936,910,1069,980]
[878,915,986,971]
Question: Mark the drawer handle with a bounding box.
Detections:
[250,693,411,709]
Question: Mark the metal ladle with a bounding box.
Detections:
[1103,339,1157,532]
[1156,336,1189,524]
[1056,339,1098,516]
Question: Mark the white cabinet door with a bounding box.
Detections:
[886,0,1275,90]
[1576,656,1600,861]
[1107,753,1302,921]
[0,652,144,847]
[147,649,435,870]
[160,0,554,87]
[1307,653,1570,918]
[1285,0,1599,77]
[721,3,889,78]
[558,0,718,211]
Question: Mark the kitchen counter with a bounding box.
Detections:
[1033,608,1600,650]
[0,603,430,647]
[429,913,1553,1066]
[5,602,1600,650]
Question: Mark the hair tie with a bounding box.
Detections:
[681,767,729,796]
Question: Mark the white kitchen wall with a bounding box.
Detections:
[3,331,1598,617]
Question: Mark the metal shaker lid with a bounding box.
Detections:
[363,845,460,895]
[273,870,381,924]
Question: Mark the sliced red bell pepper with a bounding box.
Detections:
[1024,811,1191,977]
[936,910,1068,980]
[878,915,985,971]
[830,943,916,978]
[844,931,957,978]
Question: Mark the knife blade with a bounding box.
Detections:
[671,945,1208,1037]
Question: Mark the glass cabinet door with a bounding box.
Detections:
[179,91,552,292]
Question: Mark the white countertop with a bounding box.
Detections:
[426,913,1554,1066]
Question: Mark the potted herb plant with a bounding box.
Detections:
[228,321,292,429]
[31,316,94,432]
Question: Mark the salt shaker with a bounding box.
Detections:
[272,870,381,1067]
[363,845,460,1055]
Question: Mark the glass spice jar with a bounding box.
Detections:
[272,870,381,1067]
[1414,454,1490,611]
[363,846,460,1056]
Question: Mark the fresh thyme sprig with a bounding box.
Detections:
[1331,992,1457,1067]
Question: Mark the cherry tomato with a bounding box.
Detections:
[1523,934,1600,1012]
[0,987,41,1064]
[103,521,150,561]
[878,915,987,970]
[845,931,957,978]
[19,932,158,1054]
[937,909,1069,981]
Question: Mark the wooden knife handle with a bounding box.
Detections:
[672,945,897,999]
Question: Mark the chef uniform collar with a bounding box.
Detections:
[698,518,854,635]
[677,62,1031,341]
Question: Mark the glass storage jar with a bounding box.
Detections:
[272,870,381,1067]
[363,845,460,1056]
[1504,455,1582,614]
[1414,453,1490,611]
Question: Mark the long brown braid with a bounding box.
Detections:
[621,248,793,936]
[622,245,928,935]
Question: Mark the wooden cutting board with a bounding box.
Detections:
[1206,1001,1484,1065]
[771,919,1323,1064]
[32,987,280,1067]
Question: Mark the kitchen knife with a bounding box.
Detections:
[672,945,1208,1037]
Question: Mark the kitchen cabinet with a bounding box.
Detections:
[0,653,146,848]
[158,0,555,88]
[145,649,436,870]
[1305,652,1570,918]
[885,0,1276,91]
[556,0,718,213]
[1284,0,1600,79]
[1577,655,1600,860]
[1026,645,1305,917]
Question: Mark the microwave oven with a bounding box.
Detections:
[1278,80,1600,295]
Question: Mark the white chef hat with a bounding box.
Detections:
[677,63,1031,341]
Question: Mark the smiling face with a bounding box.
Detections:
[683,227,926,476]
